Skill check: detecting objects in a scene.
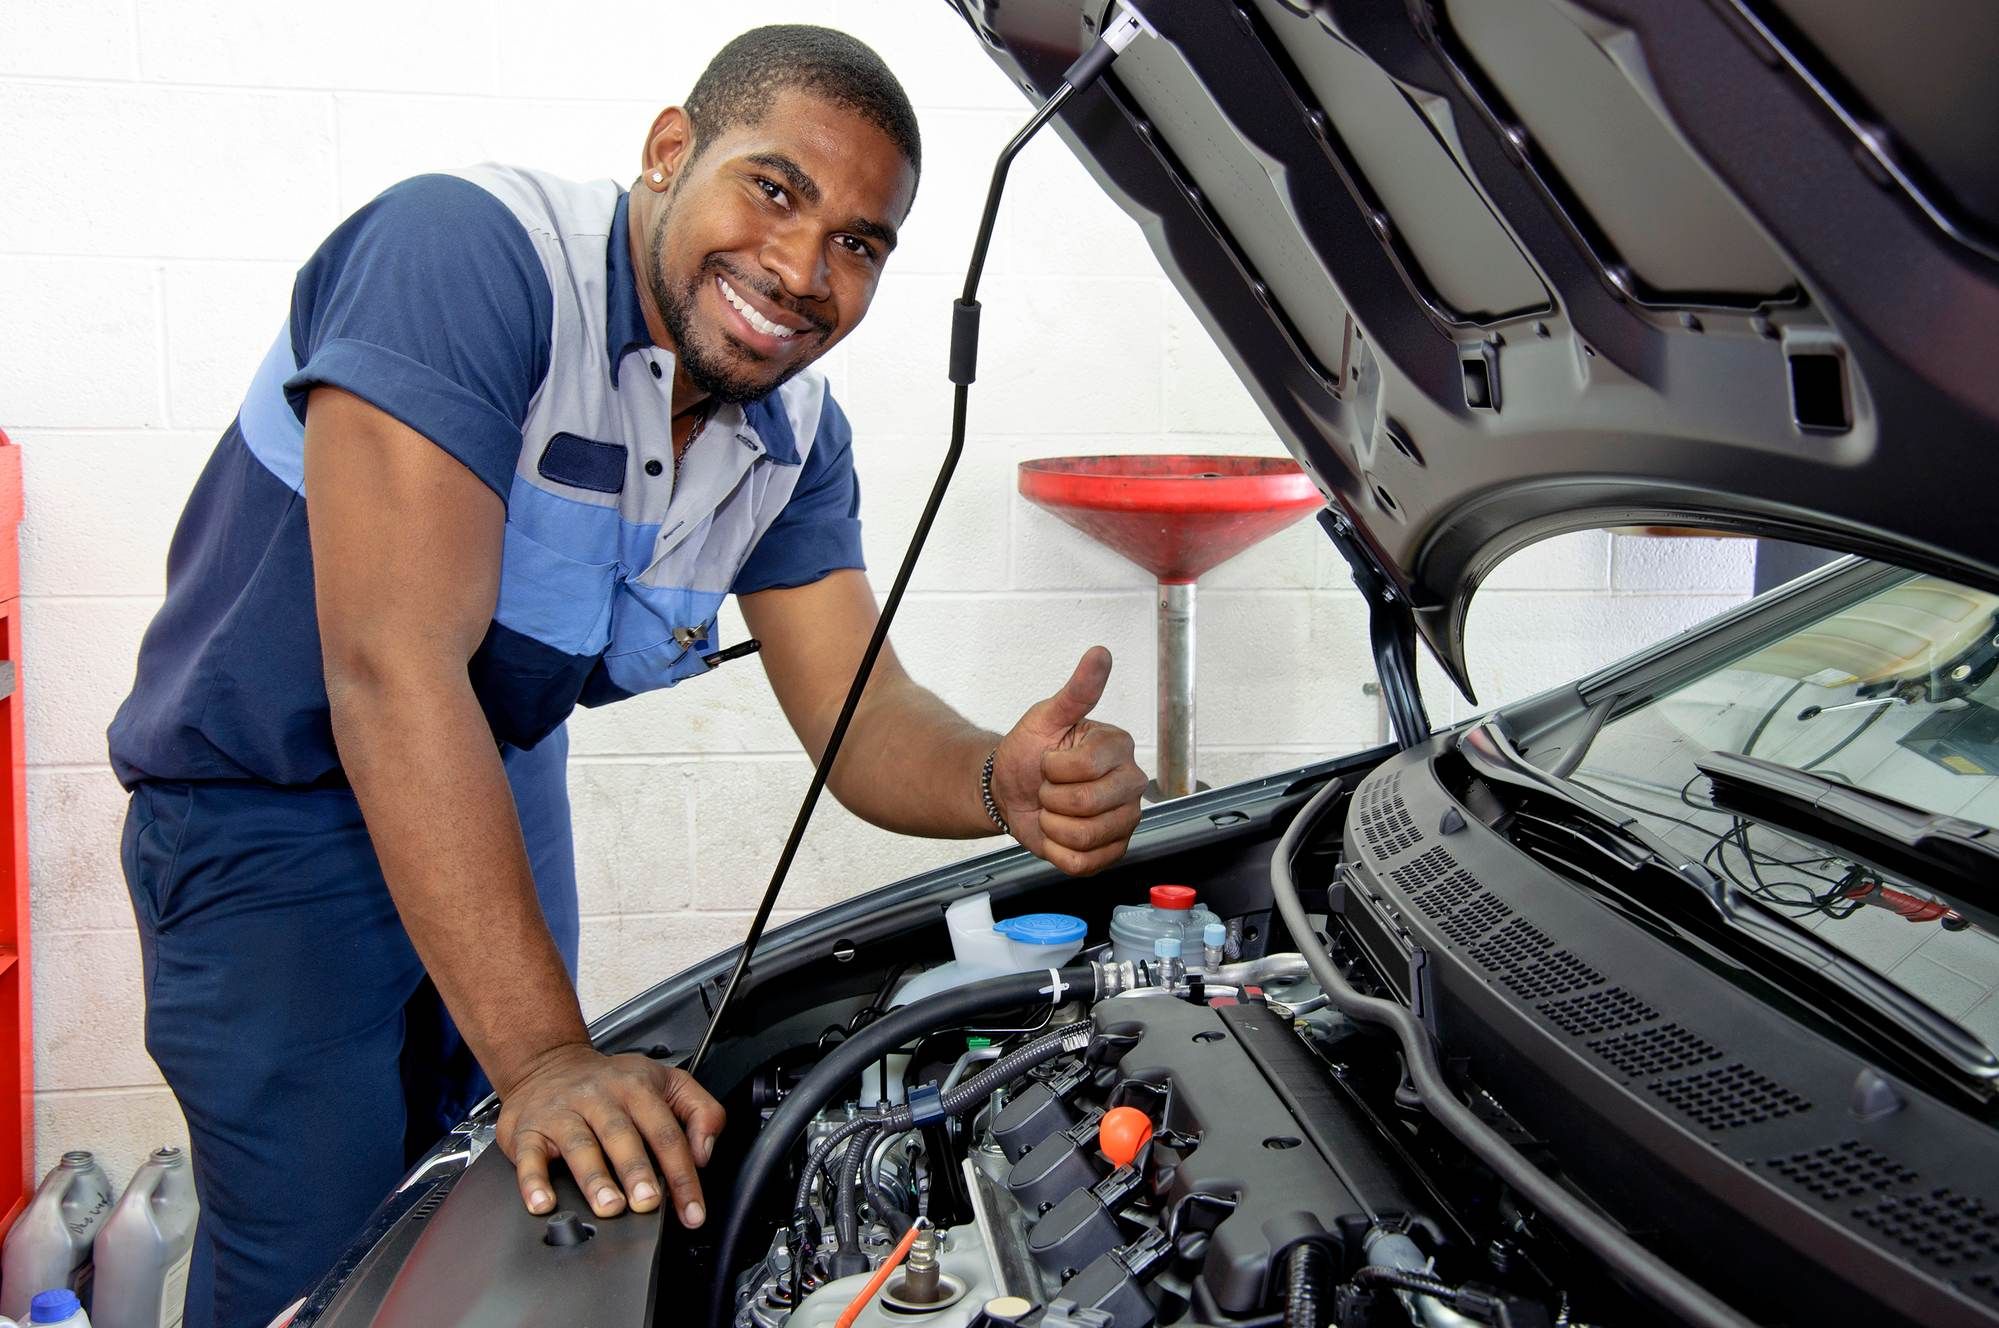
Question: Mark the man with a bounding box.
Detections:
[107,25,1148,1328]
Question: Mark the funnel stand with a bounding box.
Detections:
[1156,581,1197,799]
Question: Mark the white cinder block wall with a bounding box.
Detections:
[0,0,1754,1187]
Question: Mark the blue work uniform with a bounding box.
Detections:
[106,166,865,1328]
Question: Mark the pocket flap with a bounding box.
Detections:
[538,432,627,494]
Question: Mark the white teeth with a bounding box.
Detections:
[718,278,794,339]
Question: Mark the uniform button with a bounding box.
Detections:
[644,459,664,477]
[649,361,663,379]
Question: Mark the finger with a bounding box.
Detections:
[662,1067,728,1166]
[580,1102,663,1216]
[1037,834,1131,877]
[629,1089,707,1228]
[1025,646,1112,732]
[1042,733,1124,784]
[1038,772,1134,818]
[513,1132,557,1215]
[551,1115,625,1218]
[1038,804,1141,854]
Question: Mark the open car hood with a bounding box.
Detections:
[951,0,1999,699]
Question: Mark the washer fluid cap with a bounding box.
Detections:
[994,912,1086,946]
[1149,884,1197,910]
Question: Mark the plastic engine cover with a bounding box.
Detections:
[1088,998,1368,1313]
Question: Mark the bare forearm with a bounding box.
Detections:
[329,669,586,1093]
[827,672,1001,838]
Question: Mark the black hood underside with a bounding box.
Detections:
[951,0,1999,699]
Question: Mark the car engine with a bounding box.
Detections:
[724,933,1576,1328]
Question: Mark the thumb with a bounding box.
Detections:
[1031,646,1112,733]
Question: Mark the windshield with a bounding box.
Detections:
[1569,569,1999,1052]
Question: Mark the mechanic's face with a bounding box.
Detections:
[639,89,915,405]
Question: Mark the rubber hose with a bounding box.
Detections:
[709,964,1095,1328]
[936,1021,1091,1116]
[863,1140,913,1238]
[794,1115,874,1221]
[1270,776,1749,1328]
[1354,1262,1460,1301]
[792,1022,1088,1226]
[835,1123,879,1257]
[1283,1242,1332,1328]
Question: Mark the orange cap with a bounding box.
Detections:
[1098,1106,1154,1168]
[1150,885,1196,910]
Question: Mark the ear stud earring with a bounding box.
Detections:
[650,170,665,184]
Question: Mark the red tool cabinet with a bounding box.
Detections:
[0,430,29,1226]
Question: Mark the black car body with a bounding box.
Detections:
[277,2,1999,1325]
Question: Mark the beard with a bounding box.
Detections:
[647,199,826,405]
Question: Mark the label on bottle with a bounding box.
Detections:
[160,1248,193,1328]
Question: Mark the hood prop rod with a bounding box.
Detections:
[1319,508,1430,749]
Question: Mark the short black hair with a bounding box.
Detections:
[685,25,921,185]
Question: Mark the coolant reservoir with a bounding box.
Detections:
[1110,885,1221,966]
[1,1152,114,1320]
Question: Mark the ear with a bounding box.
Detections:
[642,106,697,190]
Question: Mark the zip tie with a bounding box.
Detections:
[1040,967,1069,1002]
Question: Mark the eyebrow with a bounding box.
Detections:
[746,151,900,254]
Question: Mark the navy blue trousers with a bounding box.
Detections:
[120,732,579,1328]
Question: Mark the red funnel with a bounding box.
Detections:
[1016,455,1323,584]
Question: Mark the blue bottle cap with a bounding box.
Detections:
[1203,922,1227,947]
[994,913,1086,946]
[1153,935,1182,958]
[31,1288,81,1323]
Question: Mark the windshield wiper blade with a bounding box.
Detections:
[1695,751,1999,927]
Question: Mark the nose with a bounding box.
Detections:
[759,220,831,307]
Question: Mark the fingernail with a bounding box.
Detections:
[632,1182,658,1205]
[528,1189,551,1212]
[597,1186,620,1209]
[694,1134,713,1166]
[683,1200,705,1227]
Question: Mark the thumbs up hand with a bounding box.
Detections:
[989,646,1149,875]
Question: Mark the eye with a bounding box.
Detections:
[835,234,879,263]
[754,176,788,207]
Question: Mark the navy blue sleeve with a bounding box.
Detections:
[733,388,867,594]
[282,174,553,499]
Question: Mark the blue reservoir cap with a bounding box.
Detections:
[31,1289,81,1323]
[1153,935,1183,958]
[1203,922,1227,947]
[995,912,1086,946]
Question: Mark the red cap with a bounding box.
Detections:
[1098,1106,1154,1169]
[1149,885,1196,911]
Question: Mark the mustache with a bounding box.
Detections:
[703,258,832,336]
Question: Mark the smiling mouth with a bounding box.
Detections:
[715,275,804,342]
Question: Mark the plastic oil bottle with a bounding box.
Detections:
[1,1152,114,1319]
[90,1149,197,1328]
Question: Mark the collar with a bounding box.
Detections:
[606,190,653,385]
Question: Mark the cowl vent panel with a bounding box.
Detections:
[1538,987,1658,1037]
[1586,1023,1722,1079]
[1648,1062,1812,1132]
